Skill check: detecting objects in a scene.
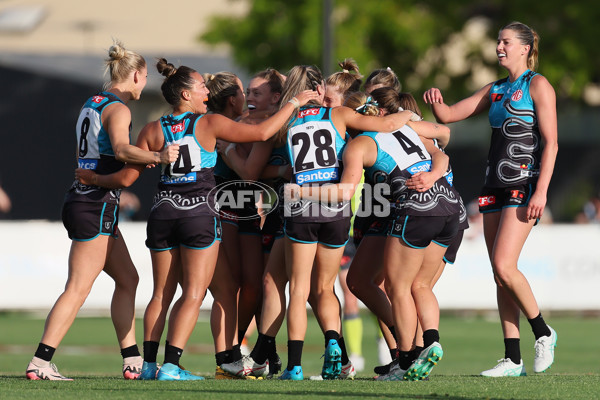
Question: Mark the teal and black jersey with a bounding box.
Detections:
[487,69,541,188]
[66,91,126,204]
[361,126,461,217]
[284,106,350,222]
[151,112,217,219]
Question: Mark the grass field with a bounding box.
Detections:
[1,311,598,399]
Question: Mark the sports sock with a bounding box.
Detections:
[343,315,363,357]
[324,330,340,344]
[215,350,229,366]
[527,313,551,340]
[251,333,275,364]
[286,340,303,370]
[164,343,183,366]
[337,336,350,365]
[232,344,243,362]
[398,350,413,370]
[504,338,521,365]
[423,329,440,349]
[411,346,424,361]
[389,348,398,360]
[120,344,141,359]
[143,341,160,363]
[34,343,55,362]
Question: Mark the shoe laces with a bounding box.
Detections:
[494,358,511,368]
[534,338,547,357]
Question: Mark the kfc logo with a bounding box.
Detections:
[511,89,523,102]
[171,122,185,133]
[298,108,319,118]
[479,195,496,207]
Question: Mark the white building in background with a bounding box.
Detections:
[0,0,250,89]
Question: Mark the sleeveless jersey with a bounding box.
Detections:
[487,69,541,187]
[361,126,461,217]
[150,112,217,220]
[284,106,350,222]
[66,91,126,204]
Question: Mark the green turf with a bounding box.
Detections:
[1,311,598,399]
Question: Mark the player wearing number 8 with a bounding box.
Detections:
[26,40,181,381]
[75,60,319,379]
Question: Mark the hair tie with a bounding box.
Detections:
[342,69,349,73]
[386,67,392,72]
[355,96,378,114]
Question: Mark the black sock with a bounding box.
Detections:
[337,336,350,365]
[423,329,440,349]
[121,344,141,359]
[143,341,160,363]
[389,348,398,361]
[324,330,339,344]
[528,313,551,340]
[411,346,424,361]
[398,350,413,370]
[215,350,229,366]
[164,343,183,366]
[251,334,275,364]
[387,325,398,341]
[287,340,303,370]
[34,343,55,362]
[504,338,521,364]
[232,344,242,362]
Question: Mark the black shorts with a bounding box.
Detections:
[284,217,351,248]
[261,211,284,253]
[352,215,389,247]
[478,184,534,213]
[443,228,464,264]
[62,201,119,241]
[389,213,459,249]
[146,215,222,251]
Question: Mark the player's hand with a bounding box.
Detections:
[423,88,444,105]
[293,90,320,107]
[75,168,95,185]
[527,191,546,221]
[160,144,180,164]
[405,172,437,192]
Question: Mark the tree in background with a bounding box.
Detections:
[200,0,599,106]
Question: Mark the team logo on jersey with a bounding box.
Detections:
[511,89,523,101]
[92,96,106,103]
[209,180,279,220]
[171,122,185,133]
[491,93,504,102]
[479,195,496,207]
[104,222,112,230]
[298,108,319,118]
